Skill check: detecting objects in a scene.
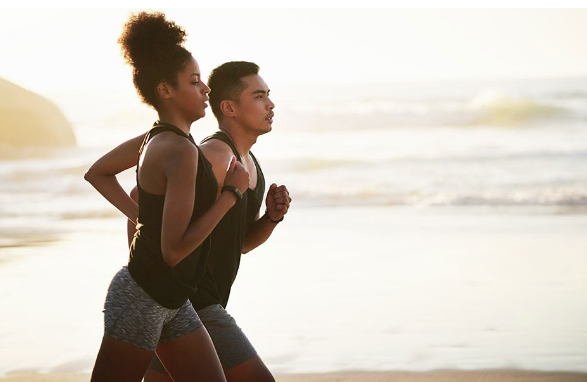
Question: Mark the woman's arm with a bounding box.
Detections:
[160,141,249,267]
[127,186,139,248]
[84,134,146,224]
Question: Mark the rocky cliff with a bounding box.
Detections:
[0,77,76,147]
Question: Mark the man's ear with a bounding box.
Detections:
[220,100,237,118]
[157,82,172,99]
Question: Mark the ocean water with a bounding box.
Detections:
[0,77,586,375]
[265,77,587,208]
[6,77,586,215]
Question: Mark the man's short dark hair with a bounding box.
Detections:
[208,61,260,121]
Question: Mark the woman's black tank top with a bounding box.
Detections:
[190,131,265,310]
[128,122,218,309]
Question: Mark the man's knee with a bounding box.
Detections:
[224,355,274,382]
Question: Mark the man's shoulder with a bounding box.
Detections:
[200,137,233,155]
[200,138,234,168]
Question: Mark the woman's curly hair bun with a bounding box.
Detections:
[118,11,187,67]
[118,11,192,108]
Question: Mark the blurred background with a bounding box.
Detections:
[0,6,586,376]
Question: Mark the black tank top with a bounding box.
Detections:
[190,131,265,310]
[128,122,218,309]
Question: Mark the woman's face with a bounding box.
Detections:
[171,56,211,122]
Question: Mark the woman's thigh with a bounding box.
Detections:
[91,334,154,382]
[156,325,226,382]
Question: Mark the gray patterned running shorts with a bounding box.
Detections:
[103,267,203,351]
[149,303,256,372]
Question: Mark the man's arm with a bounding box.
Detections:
[199,139,234,196]
[242,183,291,253]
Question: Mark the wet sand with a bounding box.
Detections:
[2,370,587,382]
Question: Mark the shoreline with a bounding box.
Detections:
[1,370,587,382]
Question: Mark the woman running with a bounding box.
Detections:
[87,11,248,382]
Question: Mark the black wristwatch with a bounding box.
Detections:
[221,185,243,201]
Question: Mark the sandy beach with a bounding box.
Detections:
[1,206,586,376]
[2,370,587,382]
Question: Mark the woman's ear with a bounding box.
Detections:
[157,82,172,99]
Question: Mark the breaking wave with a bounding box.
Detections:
[281,84,587,130]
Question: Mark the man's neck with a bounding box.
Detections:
[218,122,257,156]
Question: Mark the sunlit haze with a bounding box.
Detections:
[1,4,587,377]
[0,7,586,99]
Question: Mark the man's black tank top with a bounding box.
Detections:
[128,122,218,309]
[190,131,265,311]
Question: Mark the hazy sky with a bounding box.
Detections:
[0,6,586,98]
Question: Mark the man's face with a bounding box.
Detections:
[233,74,275,135]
